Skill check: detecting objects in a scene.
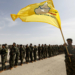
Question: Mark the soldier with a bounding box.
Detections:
[56,45,59,55]
[64,38,75,75]
[0,44,7,72]
[48,44,51,57]
[26,45,30,64]
[5,44,8,63]
[9,43,17,70]
[44,44,48,58]
[23,45,26,59]
[52,45,54,56]
[53,45,56,56]
[41,44,44,59]
[19,45,24,65]
[38,44,41,60]
[30,43,33,62]
[15,44,19,67]
[34,45,37,61]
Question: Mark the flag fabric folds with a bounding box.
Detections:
[11,0,61,29]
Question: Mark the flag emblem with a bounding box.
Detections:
[35,2,50,14]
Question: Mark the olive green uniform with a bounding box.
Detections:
[9,46,17,68]
[1,48,7,70]
[15,47,19,66]
[19,46,24,64]
[30,46,33,62]
[64,45,75,75]
[48,46,51,57]
[5,47,8,62]
[34,47,37,61]
[38,46,41,59]
[26,46,30,63]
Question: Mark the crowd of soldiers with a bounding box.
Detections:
[0,43,64,72]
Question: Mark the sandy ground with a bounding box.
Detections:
[0,54,67,75]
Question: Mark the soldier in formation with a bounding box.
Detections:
[26,45,30,63]
[30,43,33,62]
[0,44,7,72]
[9,43,17,70]
[19,45,24,65]
[34,45,37,61]
[0,42,64,72]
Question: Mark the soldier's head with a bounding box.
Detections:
[38,44,40,46]
[49,44,50,46]
[34,45,36,48]
[45,44,46,46]
[2,44,5,48]
[26,44,28,47]
[13,43,16,46]
[42,44,43,46]
[67,38,72,45]
[5,44,8,47]
[20,45,22,47]
[30,43,32,46]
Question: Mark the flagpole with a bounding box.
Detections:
[59,28,71,62]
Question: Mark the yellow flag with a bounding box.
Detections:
[11,0,61,29]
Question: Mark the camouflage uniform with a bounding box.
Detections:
[1,45,7,70]
[64,45,75,75]
[15,45,19,66]
[19,45,24,65]
[5,44,8,62]
[26,45,30,63]
[38,44,41,60]
[30,44,33,62]
[9,44,17,68]
[34,45,37,61]
[23,45,26,59]
[48,45,51,57]
[41,44,44,59]
[51,46,54,56]
[44,44,47,58]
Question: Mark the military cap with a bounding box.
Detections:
[2,44,5,46]
[67,38,72,42]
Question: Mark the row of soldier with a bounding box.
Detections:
[0,43,64,72]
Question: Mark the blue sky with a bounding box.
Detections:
[0,0,75,45]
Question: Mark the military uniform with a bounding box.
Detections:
[34,45,37,61]
[30,44,33,62]
[9,45,17,68]
[56,45,59,55]
[51,46,54,56]
[44,45,47,58]
[15,45,19,66]
[41,45,44,59]
[23,46,26,59]
[38,44,41,60]
[64,45,75,75]
[1,45,7,70]
[5,44,8,62]
[19,45,24,65]
[26,45,30,63]
[48,45,51,57]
